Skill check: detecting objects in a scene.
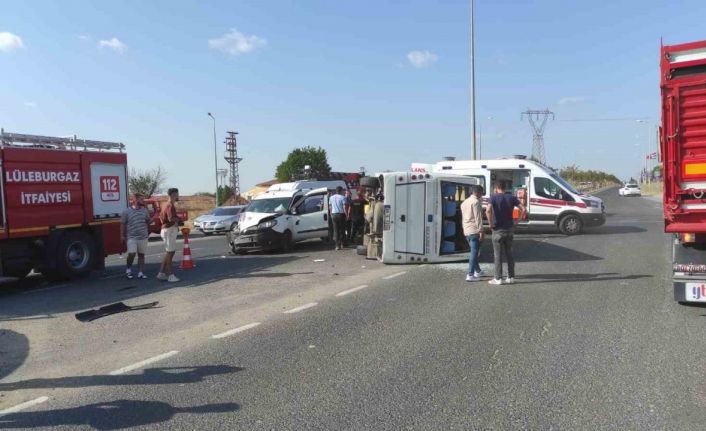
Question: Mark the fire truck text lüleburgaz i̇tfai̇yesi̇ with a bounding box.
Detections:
[0,130,128,280]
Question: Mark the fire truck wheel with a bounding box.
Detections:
[360,176,380,189]
[54,231,96,279]
[559,214,583,236]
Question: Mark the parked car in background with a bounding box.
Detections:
[619,183,641,197]
[193,209,216,231]
[201,205,247,235]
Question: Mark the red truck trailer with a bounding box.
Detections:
[660,39,706,302]
[0,130,127,280]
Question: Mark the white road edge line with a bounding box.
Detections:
[283,302,318,314]
[109,351,179,376]
[336,285,369,297]
[0,396,49,417]
[212,322,261,339]
[383,271,407,280]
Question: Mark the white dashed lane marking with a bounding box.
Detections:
[211,322,261,339]
[383,271,407,280]
[0,396,49,417]
[335,285,369,297]
[109,351,179,376]
[283,303,318,314]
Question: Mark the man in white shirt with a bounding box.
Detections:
[460,185,485,282]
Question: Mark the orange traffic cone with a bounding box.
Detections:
[180,227,195,270]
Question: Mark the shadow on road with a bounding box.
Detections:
[0,254,300,320]
[512,239,602,262]
[585,225,648,235]
[0,330,29,381]
[0,365,242,391]
[0,399,240,430]
[516,273,652,284]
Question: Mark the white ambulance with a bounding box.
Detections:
[410,156,606,235]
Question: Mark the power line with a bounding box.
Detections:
[556,117,651,122]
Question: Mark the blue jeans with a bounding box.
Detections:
[466,234,481,275]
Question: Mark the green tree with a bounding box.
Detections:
[128,166,166,198]
[217,185,233,206]
[275,147,332,182]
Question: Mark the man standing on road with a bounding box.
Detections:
[343,190,353,245]
[348,189,368,244]
[157,188,181,283]
[120,193,151,280]
[329,186,347,250]
[461,185,484,282]
[485,182,525,285]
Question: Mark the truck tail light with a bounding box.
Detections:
[681,233,697,243]
[683,162,706,177]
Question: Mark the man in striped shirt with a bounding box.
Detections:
[120,193,151,280]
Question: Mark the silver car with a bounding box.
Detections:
[201,205,247,235]
[193,209,216,231]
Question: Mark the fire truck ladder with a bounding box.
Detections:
[0,129,125,152]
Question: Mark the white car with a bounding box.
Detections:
[619,183,641,196]
[193,209,215,230]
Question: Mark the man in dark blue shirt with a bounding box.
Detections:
[485,182,525,285]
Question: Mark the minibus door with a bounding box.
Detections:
[394,181,426,255]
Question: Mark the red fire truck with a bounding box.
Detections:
[0,130,127,280]
[661,40,706,303]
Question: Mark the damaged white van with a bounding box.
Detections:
[229,180,346,253]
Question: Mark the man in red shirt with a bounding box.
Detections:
[157,188,181,282]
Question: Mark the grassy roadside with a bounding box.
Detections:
[641,182,663,197]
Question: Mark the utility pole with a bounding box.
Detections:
[224,131,243,200]
[470,0,477,159]
[208,113,218,207]
[521,108,554,164]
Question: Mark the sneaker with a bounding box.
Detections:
[156,272,168,281]
[465,274,480,282]
[504,277,515,284]
[137,272,148,279]
[167,274,180,283]
[125,269,134,279]
[488,278,503,285]
[473,270,486,278]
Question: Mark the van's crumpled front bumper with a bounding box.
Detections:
[229,228,284,252]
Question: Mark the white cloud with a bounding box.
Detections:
[558,96,585,105]
[208,28,266,57]
[0,32,24,52]
[23,101,37,108]
[78,34,91,41]
[98,37,127,54]
[407,50,438,68]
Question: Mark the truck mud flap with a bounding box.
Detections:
[674,281,687,302]
[75,301,159,322]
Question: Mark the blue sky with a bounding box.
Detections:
[2,0,706,193]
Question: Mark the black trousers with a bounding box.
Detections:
[331,213,346,247]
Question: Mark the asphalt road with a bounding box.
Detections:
[2,189,706,430]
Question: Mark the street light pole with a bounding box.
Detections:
[470,0,477,160]
[637,119,650,183]
[208,113,218,207]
